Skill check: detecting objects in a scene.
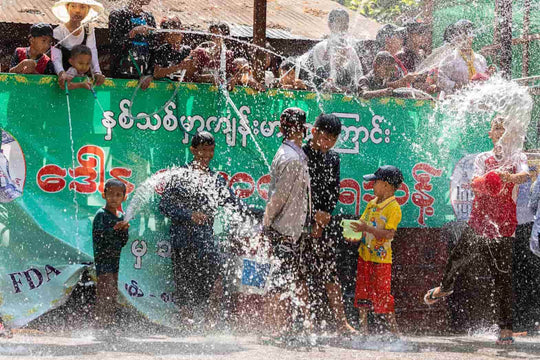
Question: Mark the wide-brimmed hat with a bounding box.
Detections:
[52,0,104,23]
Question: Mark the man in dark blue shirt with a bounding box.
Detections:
[159,132,234,325]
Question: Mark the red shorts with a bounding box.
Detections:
[353,257,394,314]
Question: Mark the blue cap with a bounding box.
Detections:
[363,165,404,188]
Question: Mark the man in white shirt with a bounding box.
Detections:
[263,107,311,339]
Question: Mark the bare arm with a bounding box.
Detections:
[351,220,395,239]
[360,88,393,99]
[9,59,36,74]
[499,171,529,185]
[153,58,194,79]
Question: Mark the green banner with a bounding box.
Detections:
[0,73,492,327]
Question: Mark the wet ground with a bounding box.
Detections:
[1,331,540,359]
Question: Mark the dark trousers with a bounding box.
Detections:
[441,225,514,330]
[171,244,221,308]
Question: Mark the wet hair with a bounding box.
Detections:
[405,21,430,35]
[191,131,215,148]
[373,51,396,66]
[209,22,230,36]
[30,23,53,38]
[104,179,127,195]
[376,24,405,47]
[328,9,349,33]
[314,114,342,137]
[280,107,307,138]
[160,16,183,30]
[70,44,92,59]
[444,19,474,43]
[404,21,429,47]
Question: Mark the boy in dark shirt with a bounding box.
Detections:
[152,16,194,81]
[301,114,356,334]
[108,0,156,88]
[9,23,55,75]
[358,51,410,99]
[396,22,430,73]
[159,132,236,325]
[92,179,130,329]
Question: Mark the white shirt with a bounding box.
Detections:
[266,141,310,241]
[312,35,363,83]
[52,24,101,75]
[438,49,487,93]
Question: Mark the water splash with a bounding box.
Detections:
[65,88,81,258]
[435,75,532,165]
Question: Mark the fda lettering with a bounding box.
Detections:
[8,265,62,294]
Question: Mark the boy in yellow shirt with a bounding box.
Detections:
[347,165,403,335]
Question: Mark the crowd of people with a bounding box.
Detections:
[88,108,533,348]
[7,0,496,98]
[2,0,530,349]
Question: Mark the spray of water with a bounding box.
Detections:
[434,75,532,165]
[64,87,81,259]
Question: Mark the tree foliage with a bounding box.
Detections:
[338,0,424,24]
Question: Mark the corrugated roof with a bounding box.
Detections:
[0,0,380,40]
[230,24,308,40]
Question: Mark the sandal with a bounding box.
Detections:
[496,336,514,345]
[424,287,453,306]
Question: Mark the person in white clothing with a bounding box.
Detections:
[308,9,364,93]
[438,20,493,94]
[51,0,105,89]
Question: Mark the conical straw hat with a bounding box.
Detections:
[52,0,104,24]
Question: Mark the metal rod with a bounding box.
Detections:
[522,0,531,77]
[499,0,513,79]
[424,0,434,56]
[253,0,267,83]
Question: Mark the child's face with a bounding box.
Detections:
[29,35,52,55]
[373,179,393,198]
[489,120,505,145]
[385,35,403,55]
[66,3,90,22]
[190,144,215,168]
[102,186,126,209]
[210,29,224,46]
[164,33,183,46]
[374,62,395,79]
[69,54,92,74]
[311,128,339,153]
[408,32,428,51]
